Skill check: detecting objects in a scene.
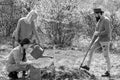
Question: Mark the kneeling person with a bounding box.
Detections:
[6,38,31,79]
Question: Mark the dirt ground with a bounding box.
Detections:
[0,44,120,80]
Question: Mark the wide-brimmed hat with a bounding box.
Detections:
[93,8,104,13]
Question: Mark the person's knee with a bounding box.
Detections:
[103,52,109,59]
[6,66,17,72]
[90,45,96,51]
[102,46,109,53]
[89,45,98,53]
[104,54,108,58]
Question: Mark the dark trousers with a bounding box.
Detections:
[22,49,27,76]
[8,71,18,79]
[18,39,27,76]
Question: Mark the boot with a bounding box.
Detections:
[81,65,90,71]
[101,71,111,77]
[22,71,28,78]
[8,71,18,79]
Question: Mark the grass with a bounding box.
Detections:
[0,43,120,80]
[1,36,120,80]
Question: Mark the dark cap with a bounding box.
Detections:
[93,8,104,13]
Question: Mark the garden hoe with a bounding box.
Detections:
[79,35,99,70]
[78,35,99,77]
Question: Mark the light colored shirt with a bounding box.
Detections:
[12,18,37,41]
[95,16,112,42]
[7,46,23,65]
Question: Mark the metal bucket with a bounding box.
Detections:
[30,45,44,59]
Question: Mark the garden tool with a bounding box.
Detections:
[79,34,99,70]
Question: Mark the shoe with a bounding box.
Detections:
[81,65,90,71]
[101,71,111,77]
[8,71,18,79]
[22,71,28,78]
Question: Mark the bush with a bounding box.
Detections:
[0,0,31,37]
[1,0,120,51]
[35,0,120,49]
[36,1,84,48]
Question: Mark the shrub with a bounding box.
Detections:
[36,0,84,48]
[0,0,31,37]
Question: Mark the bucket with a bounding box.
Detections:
[30,45,44,59]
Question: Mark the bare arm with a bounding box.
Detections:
[14,19,22,41]
[32,21,40,44]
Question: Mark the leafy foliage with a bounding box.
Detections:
[1,0,120,48]
[0,0,31,37]
[35,0,85,47]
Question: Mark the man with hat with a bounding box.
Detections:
[81,8,112,77]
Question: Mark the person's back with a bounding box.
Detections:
[19,18,34,40]
[7,46,21,65]
[13,18,34,41]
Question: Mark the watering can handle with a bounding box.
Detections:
[37,43,44,52]
[31,42,44,51]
